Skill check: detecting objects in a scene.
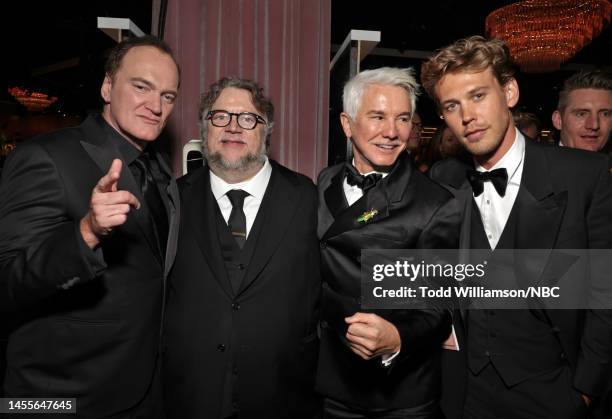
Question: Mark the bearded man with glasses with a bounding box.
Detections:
[162,76,322,419]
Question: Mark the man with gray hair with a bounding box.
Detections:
[163,76,321,418]
[552,69,612,153]
[316,67,461,418]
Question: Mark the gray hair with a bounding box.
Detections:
[342,67,420,120]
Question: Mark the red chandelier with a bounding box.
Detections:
[8,87,58,112]
[486,0,612,73]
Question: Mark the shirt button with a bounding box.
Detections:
[485,350,490,357]
[217,344,226,352]
[232,303,240,310]
[237,264,245,270]
[320,241,327,249]
[486,199,490,205]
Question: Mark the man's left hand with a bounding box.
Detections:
[345,312,401,360]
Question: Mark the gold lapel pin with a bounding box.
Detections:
[357,208,379,223]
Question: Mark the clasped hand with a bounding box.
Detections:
[345,312,401,361]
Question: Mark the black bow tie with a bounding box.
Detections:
[345,164,382,192]
[467,168,508,197]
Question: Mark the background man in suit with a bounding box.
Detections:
[423,36,612,419]
[552,70,612,154]
[0,35,180,418]
[162,77,321,419]
[316,67,460,419]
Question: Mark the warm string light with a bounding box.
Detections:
[8,87,58,112]
[486,0,612,73]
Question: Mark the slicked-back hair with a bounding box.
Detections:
[199,76,275,148]
[421,36,515,104]
[557,69,612,111]
[104,35,180,85]
[343,67,420,120]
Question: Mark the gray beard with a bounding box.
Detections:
[203,139,266,173]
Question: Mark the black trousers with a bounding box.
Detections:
[463,363,589,419]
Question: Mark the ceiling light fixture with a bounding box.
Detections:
[486,0,612,73]
[8,87,58,112]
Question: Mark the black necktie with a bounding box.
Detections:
[227,189,249,249]
[130,151,169,255]
[345,164,383,192]
[467,168,508,197]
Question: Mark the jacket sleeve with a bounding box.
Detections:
[0,143,106,312]
[574,156,612,397]
[390,195,461,359]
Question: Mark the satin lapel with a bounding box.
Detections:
[184,169,233,298]
[237,164,298,295]
[514,142,567,287]
[323,168,348,218]
[322,183,390,241]
[322,155,413,241]
[79,122,160,264]
[456,183,473,321]
[157,155,180,276]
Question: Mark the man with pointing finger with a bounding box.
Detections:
[0,35,180,419]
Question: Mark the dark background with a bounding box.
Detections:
[330,0,612,126]
[1,1,610,141]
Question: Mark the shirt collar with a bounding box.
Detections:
[476,127,525,185]
[210,158,272,201]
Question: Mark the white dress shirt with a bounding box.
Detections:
[209,158,272,239]
[342,163,389,206]
[473,128,525,249]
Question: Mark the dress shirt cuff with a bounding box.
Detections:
[381,350,400,367]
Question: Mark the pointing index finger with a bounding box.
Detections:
[96,159,123,193]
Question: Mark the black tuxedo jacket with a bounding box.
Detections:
[429,139,612,419]
[0,115,180,417]
[162,162,321,419]
[316,155,461,409]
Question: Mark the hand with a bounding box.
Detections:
[344,312,401,360]
[80,159,140,248]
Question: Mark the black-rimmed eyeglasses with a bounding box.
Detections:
[206,110,267,130]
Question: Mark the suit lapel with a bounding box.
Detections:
[456,184,474,321]
[237,163,299,294]
[321,155,412,241]
[323,168,349,218]
[156,154,180,276]
[183,168,233,298]
[513,141,567,287]
[78,116,161,264]
[515,141,566,250]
